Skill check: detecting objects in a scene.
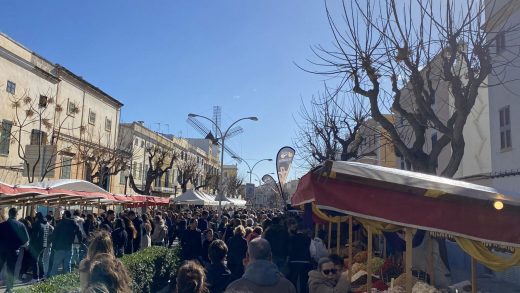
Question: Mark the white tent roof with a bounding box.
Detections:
[19,179,109,193]
[225,197,247,207]
[170,189,219,206]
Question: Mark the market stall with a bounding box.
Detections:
[170,189,219,206]
[292,160,520,293]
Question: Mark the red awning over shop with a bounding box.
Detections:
[292,161,520,247]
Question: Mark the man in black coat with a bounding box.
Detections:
[287,221,312,293]
[49,210,82,277]
[30,212,54,281]
[263,216,289,274]
[0,208,29,293]
[128,211,143,252]
[206,240,237,293]
[181,218,202,260]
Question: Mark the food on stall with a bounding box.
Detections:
[370,257,385,273]
[411,281,441,293]
[354,251,368,263]
[351,262,367,275]
[394,273,418,288]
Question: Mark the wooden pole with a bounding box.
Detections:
[427,233,435,286]
[405,228,413,293]
[348,216,353,280]
[471,257,477,293]
[328,221,332,251]
[367,226,373,292]
[336,221,341,254]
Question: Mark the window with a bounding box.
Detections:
[30,129,48,145]
[499,106,512,150]
[496,32,506,54]
[38,95,48,108]
[165,170,170,188]
[431,132,438,148]
[134,138,139,146]
[138,162,143,179]
[120,171,126,185]
[141,140,144,147]
[132,162,137,177]
[88,109,96,125]
[60,156,73,179]
[143,164,148,181]
[105,118,112,132]
[6,81,15,94]
[67,100,77,116]
[0,120,12,155]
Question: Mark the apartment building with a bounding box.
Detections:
[355,116,398,169]
[0,33,123,187]
[119,122,220,196]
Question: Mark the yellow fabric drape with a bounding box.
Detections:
[355,218,402,234]
[455,237,520,271]
[312,203,349,223]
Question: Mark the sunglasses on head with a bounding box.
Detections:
[322,269,338,275]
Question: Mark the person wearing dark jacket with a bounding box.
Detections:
[111,219,128,257]
[128,211,143,252]
[287,223,312,293]
[177,215,187,242]
[198,211,209,232]
[263,217,289,273]
[181,218,202,260]
[206,240,237,293]
[49,210,82,277]
[226,225,248,277]
[100,210,115,232]
[30,212,53,280]
[83,214,97,239]
[202,229,216,266]
[0,208,29,292]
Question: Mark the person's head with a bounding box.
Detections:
[73,210,81,217]
[247,238,272,263]
[88,253,132,293]
[63,210,72,219]
[87,213,95,222]
[127,210,136,220]
[205,229,214,241]
[234,225,246,237]
[154,215,163,225]
[189,218,198,230]
[253,226,263,235]
[318,257,340,280]
[222,216,228,225]
[86,230,115,260]
[175,261,207,293]
[208,240,228,264]
[245,227,253,237]
[114,218,125,230]
[35,212,44,222]
[328,254,344,271]
[106,210,115,221]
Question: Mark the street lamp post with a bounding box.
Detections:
[187,113,258,217]
[232,157,273,184]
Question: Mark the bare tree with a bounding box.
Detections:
[223,174,244,197]
[3,92,85,183]
[294,87,368,168]
[306,0,520,176]
[128,146,177,195]
[176,158,199,193]
[194,170,218,193]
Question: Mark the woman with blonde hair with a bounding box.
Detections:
[79,230,115,292]
[226,225,248,277]
[173,261,207,293]
[141,214,152,249]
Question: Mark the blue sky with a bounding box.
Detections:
[0,0,339,183]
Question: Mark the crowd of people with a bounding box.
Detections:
[0,206,352,293]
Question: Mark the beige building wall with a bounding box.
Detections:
[0,33,123,188]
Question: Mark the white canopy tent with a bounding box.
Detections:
[170,189,219,206]
[20,179,109,193]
